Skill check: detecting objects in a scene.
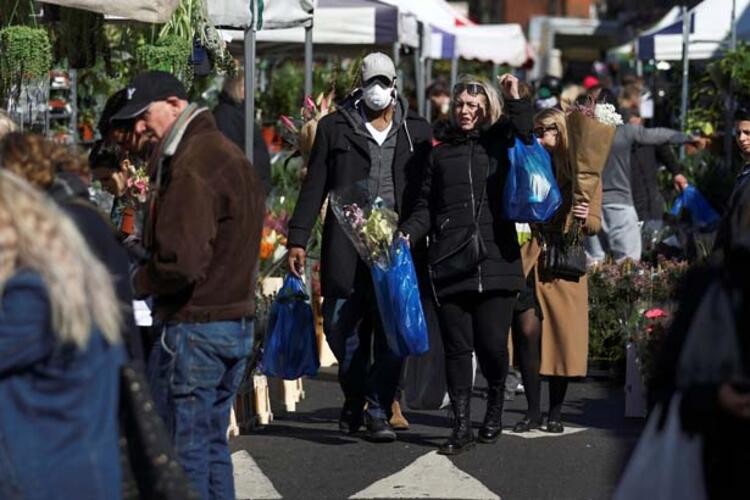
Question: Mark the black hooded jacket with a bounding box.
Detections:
[287,92,432,298]
[399,98,534,298]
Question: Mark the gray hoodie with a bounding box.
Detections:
[602,123,690,206]
[337,91,412,209]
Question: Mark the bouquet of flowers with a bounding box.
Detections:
[566,98,620,207]
[279,91,335,165]
[329,185,428,357]
[328,187,398,269]
[124,161,150,206]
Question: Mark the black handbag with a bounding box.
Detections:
[119,362,200,500]
[538,234,587,282]
[428,167,488,285]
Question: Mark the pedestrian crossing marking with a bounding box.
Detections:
[349,450,500,499]
[506,425,588,439]
[232,450,283,500]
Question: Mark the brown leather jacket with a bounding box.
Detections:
[134,109,265,322]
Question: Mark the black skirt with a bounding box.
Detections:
[514,270,542,319]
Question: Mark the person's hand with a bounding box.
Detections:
[397,230,411,248]
[673,173,689,192]
[497,74,520,100]
[287,246,306,278]
[572,202,589,221]
[718,382,750,420]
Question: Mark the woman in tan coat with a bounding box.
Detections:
[512,107,602,433]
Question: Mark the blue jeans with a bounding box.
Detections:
[147,319,253,500]
[323,279,403,421]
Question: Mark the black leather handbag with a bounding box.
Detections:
[539,235,587,281]
[428,172,488,285]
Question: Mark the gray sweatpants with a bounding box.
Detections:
[584,203,642,263]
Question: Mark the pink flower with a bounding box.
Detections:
[279,115,299,134]
[304,96,316,113]
[644,308,668,319]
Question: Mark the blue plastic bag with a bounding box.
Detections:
[671,185,720,228]
[370,239,430,357]
[502,137,562,222]
[260,274,320,380]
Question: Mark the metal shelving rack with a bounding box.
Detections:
[46,69,77,144]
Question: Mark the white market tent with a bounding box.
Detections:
[40,0,179,23]
[636,0,750,61]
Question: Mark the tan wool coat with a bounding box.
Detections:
[520,177,603,377]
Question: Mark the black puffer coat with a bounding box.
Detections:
[399,98,534,298]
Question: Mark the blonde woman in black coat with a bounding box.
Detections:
[400,74,533,454]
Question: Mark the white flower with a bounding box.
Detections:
[594,103,623,126]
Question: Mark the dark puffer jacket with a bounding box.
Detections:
[400,98,534,298]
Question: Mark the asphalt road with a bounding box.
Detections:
[229,367,643,500]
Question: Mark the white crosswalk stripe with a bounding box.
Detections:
[349,451,500,499]
[505,426,588,439]
[232,450,283,500]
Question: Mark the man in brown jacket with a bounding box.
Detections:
[112,71,265,500]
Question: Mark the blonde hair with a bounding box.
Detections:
[453,75,503,125]
[0,110,18,141]
[534,107,571,180]
[0,170,121,348]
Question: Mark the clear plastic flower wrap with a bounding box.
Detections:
[328,184,398,269]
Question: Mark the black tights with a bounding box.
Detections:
[513,309,570,422]
[548,376,568,421]
[513,308,542,421]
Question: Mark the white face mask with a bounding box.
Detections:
[363,83,394,111]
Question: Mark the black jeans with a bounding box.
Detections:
[437,291,517,395]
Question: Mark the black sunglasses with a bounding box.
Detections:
[453,83,486,96]
[534,125,558,136]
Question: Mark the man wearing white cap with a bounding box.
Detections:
[287,52,433,442]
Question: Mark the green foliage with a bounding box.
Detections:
[256,60,305,123]
[715,42,750,99]
[0,25,52,99]
[55,8,105,69]
[136,35,193,88]
[158,0,235,76]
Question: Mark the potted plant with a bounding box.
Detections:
[0,25,52,102]
[136,35,193,87]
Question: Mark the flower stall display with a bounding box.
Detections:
[329,186,429,357]
[588,257,688,373]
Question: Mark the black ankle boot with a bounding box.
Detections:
[438,390,475,455]
[478,384,504,443]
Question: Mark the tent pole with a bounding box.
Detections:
[393,42,402,92]
[492,63,500,81]
[450,55,458,92]
[425,58,433,120]
[304,24,313,98]
[725,0,737,169]
[679,5,690,160]
[415,47,424,116]
[245,22,256,163]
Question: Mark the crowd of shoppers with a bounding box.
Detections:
[0,50,746,500]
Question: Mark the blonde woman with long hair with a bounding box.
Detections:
[0,170,124,499]
[400,74,534,454]
[511,107,603,434]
